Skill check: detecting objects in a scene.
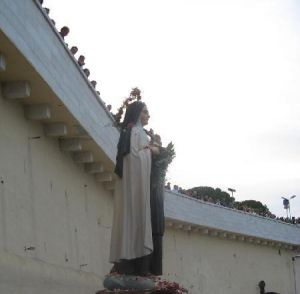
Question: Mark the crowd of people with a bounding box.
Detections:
[38,0,112,113]
[165,183,300,225]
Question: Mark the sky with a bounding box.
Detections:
[46,0,300,217]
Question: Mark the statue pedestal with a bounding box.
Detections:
[97,276,188,294]
[99,275,155,293]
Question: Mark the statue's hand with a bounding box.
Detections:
[153,134,162,147]
[149,128,154,137]
[149,145,160,155]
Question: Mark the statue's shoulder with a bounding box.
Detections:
[132,126,149,144]
[132,126,144,135]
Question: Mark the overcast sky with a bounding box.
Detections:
[46,0,300,217]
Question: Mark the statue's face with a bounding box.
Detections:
[140,105,150,126]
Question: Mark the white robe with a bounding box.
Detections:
[109,126,153,263]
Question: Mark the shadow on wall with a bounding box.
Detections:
[258,280,280,294]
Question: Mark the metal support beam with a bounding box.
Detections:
[59,138,82,151]
[44,123,68,137]
[73,151,94,163]
[85,162,104,174]
[95,172,113,182]
[0,54,6,71]
[2,81,31,99]
[25,104,51,120]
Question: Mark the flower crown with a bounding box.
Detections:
[114,87,142,126]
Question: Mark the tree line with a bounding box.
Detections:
[187,186,270,215]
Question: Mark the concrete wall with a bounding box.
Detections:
[164,228,297,294]
[0,88,114,293]
[165,192,300,245]
[294,258,300,294]
[0,0,119,164]
[0,90,299,294]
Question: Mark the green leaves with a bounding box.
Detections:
[151,142,176,186]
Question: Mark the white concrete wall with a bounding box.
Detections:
[0,90,299,294]
[0,89,114,293]
[164,228,297,294]
[165,191,300,245]
[0,0,119,164]
[295,258,300,294]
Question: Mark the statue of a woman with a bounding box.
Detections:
[109,101,162,277]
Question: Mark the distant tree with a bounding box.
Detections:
[237,200,270,215]
[187,186,234,207]
[187,187,271,216]
[233,201,243,210]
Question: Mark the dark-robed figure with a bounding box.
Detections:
[109,101,165,276]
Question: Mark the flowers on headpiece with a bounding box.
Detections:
[114,87,142,126]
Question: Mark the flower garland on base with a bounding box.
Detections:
[96,290,152,294]
[96,279,188,294]
[153,278,188,294]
